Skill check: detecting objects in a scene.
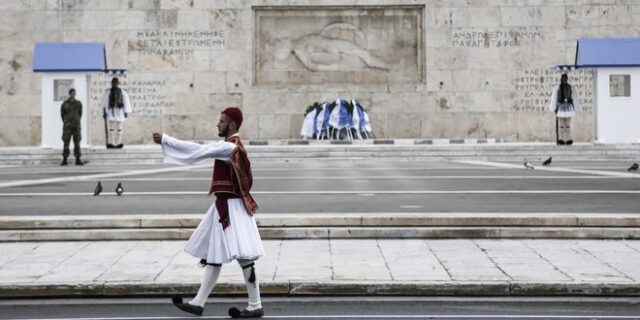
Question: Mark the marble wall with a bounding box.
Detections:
[0,0,638,146]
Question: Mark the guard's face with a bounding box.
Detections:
[217,114,230,137]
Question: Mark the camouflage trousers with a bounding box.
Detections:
[62,125,81,158]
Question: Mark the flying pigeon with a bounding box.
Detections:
[542,157,552,166]
[115,182,124,196]
[628,163,639,172]
[94,182,103,196]
[524,160,535,170]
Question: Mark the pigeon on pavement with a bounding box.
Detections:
[628,163,639,172]
[524,160,535,170]
[542,157,552,166]
[115,182,124,196]
[94,182,103,196]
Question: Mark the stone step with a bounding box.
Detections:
[2,146,640,165]
[2,226,640,241]
[4,213,640,229]
[4,280,639,298]
[2,213,639,241]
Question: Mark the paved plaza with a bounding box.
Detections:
[1,152,640,297]
[3,238,640,297]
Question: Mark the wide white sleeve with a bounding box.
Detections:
[161,134,235,165]
[571,87,580,112]
[101,90,109,115]
[548,86,558,112]
[122,90,132,113]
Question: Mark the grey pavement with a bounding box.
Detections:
[2,153,640,297]
[1,159,639,216]
[2,239,640,297]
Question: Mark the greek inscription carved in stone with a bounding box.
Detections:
[131,30,226,56]
[452,27,545,48]
[514,69,593,113]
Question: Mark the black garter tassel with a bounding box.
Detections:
[249,265,256,283]
[242,262,256,283]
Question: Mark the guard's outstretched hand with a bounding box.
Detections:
[152,133,162,144]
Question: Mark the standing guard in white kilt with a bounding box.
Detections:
[152,107,264,318]
[549,73,580,145]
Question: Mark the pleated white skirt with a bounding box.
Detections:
[184,198,264,264]
[556,102,576,118]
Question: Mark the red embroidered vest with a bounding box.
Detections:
[207,136,257,229]
[209,160,239,195]
[208,136,243,196]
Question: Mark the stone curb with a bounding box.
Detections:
[2,142,640,166]
[4,213,640,229]
[3,226,640,241]
[3,150,640,165]
[3,213,640,241]
[245,138,508,146]
[0,282,289,298]
[2,281,640,298]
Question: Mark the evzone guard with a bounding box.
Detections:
[152,106,264,318]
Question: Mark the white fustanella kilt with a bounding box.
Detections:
[184,198,264,264]
[556,102,576,118]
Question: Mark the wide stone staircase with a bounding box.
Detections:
[2,213,640,242]
[1,140,640,165]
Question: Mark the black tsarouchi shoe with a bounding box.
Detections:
[172,296,203,316]
[228,307,264,318]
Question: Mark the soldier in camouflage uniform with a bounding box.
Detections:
[60,88,84,166]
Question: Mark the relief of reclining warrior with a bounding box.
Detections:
[274,22,395,72]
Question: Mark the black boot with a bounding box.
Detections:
[557,140,565,145]
[107,144,116,149]
[566,140,573,145]
[117,144,124,149]
[60,157,68,166]
[172,296,203,316]
[229,307,264,318]
[75,158,84,166]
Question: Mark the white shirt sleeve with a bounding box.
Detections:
[122,89,132,113]
[161,134,235,165]
[548,85,558,112]
[101,90,109,116]
[571,87,580,112]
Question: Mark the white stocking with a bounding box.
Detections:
[114,121,124,145]
[108,120,117,145]
[190,264,221,307]
[239,259,262,311]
